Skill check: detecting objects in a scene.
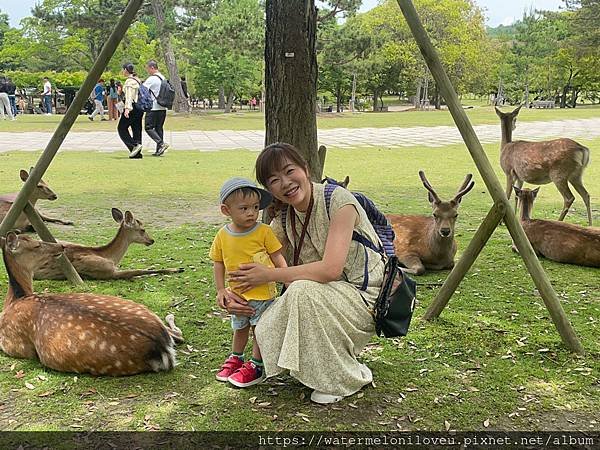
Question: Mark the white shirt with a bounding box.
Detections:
[43,81,51,96]
[143,71,167,111]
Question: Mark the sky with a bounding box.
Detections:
[1,0,565,28]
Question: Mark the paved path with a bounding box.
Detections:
[1,118,599,153]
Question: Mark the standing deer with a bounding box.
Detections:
[387,171,475,275]
[496,105,592,225]
[513,187,600,267]
[0,169,74,232]
[32,208,183,280]
[0,232,183,375]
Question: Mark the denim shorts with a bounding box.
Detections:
[231,299,274,330]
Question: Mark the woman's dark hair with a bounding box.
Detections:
[110,78,116,89]
[255,142,309,187]
[122,62,136,75]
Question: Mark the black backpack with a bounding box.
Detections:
[152,74,175,109]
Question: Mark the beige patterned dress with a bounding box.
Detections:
[255,182,385,396]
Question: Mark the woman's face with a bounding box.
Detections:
[266,159,311,211]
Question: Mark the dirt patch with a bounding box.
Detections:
[39,197,226,230]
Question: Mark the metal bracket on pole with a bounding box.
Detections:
[397,0,583,354]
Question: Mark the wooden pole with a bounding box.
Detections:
[396,0,584,354]
[424,202,505,320]
[0,0,144,237]
[23,203,83,285]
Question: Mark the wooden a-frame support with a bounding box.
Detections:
[397,0,583,354]
[0,0,145,286]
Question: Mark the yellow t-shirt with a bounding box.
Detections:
[209,222,282,301]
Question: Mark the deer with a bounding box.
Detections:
[32,208,183,280]
[0,169,74,233]
[386,171,475,275]
[513,187,600,267]
[0,232,183,376]
[496,105,592,226]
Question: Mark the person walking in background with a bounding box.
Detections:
[143,60,169,157]
[107,79,119,120]
[119,63,144,159]
[88,79,107,121]
[0,76,14,120]
[6,78,17,117]
[42,77,52,115]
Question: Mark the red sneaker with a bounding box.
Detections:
[228,361,265,388]
[216,355,244,382]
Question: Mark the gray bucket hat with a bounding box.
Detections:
[220,177,273,210]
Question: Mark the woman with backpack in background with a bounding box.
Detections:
[107,79,119,121]
[223,142,384,404]
[119,63,144,159]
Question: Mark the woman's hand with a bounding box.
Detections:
[228,263,272,293]
[221,288,255,316]
[124,108,130,118]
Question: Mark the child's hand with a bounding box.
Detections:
[216,289,227,309]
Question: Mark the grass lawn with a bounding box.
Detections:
[0,104,599,133]
[0,141,599,433]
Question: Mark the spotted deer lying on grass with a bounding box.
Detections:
[386,171,475,275]
[0,169,74,232]
[33,208,183,280]
[513,187,600,267]
[0,232,183,375]
[496,106,592,225]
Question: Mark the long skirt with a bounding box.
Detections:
[255,279,375,396]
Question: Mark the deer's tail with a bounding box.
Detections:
[146,328,177,372]
[576,144,590,168]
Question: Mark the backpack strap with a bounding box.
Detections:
[323,181,379,291]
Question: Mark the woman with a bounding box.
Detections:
[226,142,385,404]
[107,79,119,121]
[118,63,143,159]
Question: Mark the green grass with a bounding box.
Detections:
[1,104,599,133]
[0,142,599,432]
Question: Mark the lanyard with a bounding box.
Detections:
[290,187,314,266]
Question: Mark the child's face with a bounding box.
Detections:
[222,192,260,229]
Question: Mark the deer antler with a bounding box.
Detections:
[453,174,475,203]
[419,170,441,204]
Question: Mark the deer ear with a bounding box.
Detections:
[111,208,123,223]
[343,176,350,188]
[532,187,540,197]
[20,169,29,182]
[513,186,522,196]
[513,105,522,115]
[124,211,134,225]
[494,107,503,117]
[6,232,19,251]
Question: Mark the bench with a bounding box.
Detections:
[532,100,555,109]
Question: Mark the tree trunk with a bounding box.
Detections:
[265,0,320,180]
[218,86,226,109]
[336,86,341,112]
[150,0,189,113]
[225,91,235,113]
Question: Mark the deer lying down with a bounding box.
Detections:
[0,232,183,375]
[387,171,475,275]
[0,169,74,232]
[33,208,183,280]
[514,187,600,267]
[496,106,592,225]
